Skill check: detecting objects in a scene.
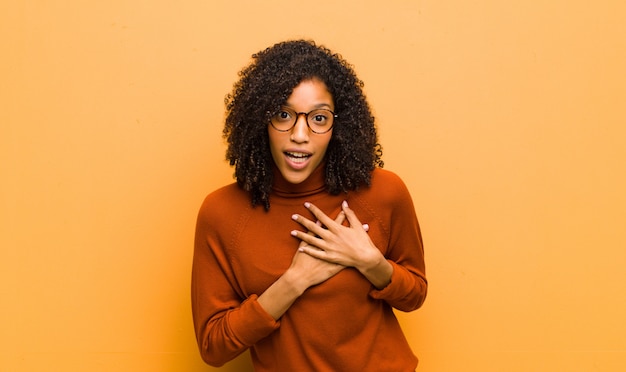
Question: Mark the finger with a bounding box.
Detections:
[341,200,363,228]
[303,202,336,228]
[308,220,322,236]
[334,210,346,225]
[291,213,322,234]
[298,221,321,249]
[297,244,325,258]
[291,229,323,247]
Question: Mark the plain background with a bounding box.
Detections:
[2,1,625,371]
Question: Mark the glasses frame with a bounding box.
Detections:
[269,106,338,134]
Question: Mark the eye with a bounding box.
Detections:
[310,110,330,124]
[274,109,293,122]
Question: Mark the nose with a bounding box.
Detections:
[290,113,310,143]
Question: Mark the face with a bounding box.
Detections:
[268,78,334,184]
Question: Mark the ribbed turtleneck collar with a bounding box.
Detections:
[271,162,327,198]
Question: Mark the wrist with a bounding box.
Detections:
[359,255,393,289]
[357,250,385,274]
[282,268,308,296]
[257,268,306,320]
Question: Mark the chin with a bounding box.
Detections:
[282,172,309,184]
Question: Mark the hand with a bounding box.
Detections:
[290,201,382,272]
[285,208,347,291]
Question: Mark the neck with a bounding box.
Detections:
[271,162,326,198]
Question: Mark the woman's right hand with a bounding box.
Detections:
[257,209,346,320]
[286,210,347,291]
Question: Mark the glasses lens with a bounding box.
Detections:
[308,109,334,133]
[271,108,296,131]
[308,109,333,132]
[270,107,335,133]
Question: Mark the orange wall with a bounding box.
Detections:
[2,1,625,371]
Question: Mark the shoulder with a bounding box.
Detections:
[368,168,412,200]
[350,168,418,240]
[197,182,251,222]
[352,168,414,211]
[202,181,246,204]
[370,168,406,187]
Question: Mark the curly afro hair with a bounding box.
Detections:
[223,39,384,209]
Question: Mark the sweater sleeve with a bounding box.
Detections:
[367,171,428,312]
[191,194,280,367]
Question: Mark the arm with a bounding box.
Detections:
[292,201,393,289]
[192,204,346,366]
[292,175,427,311]
[367,176,427,311]
[257,210,349,319]
[191,227,279,366]
[257,238,345,319]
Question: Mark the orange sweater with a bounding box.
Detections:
[192,165,427,371]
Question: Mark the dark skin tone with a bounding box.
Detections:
[257,80,392,320]
[293,201,393,290]
[258,201,393,320]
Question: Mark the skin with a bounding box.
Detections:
[292,200,393,290]
[267,78,334,185]
[257,79,393,320]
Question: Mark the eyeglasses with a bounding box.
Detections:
[270,106,337,134]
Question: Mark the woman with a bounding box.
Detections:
[192,40,427,371]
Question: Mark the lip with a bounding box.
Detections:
[283,150,312,170]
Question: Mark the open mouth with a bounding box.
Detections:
[285,151,312,164]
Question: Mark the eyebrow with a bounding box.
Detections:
[282,103,334,110]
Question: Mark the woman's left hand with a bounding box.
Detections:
[291,201,389,282]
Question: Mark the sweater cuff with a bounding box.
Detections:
[228,295,280,345]
[368,260,410,301]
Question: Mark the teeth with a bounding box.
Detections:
[285,152,310,163]
[286,152,309,158]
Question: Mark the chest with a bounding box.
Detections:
[225,196,389,297]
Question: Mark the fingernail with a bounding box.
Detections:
[304,202,311,208]
[292,214,298,220]
[342,200,348,208]
[362,223,369,232]
[291,230,297,236]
